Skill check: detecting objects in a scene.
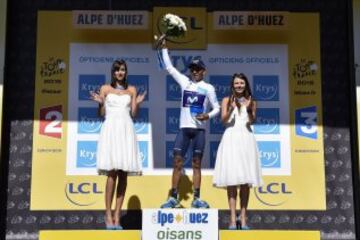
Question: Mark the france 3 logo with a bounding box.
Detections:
[295,106,317,140]
[254,108,280,134]
[167,75,182,101]
[78,108,103,134]
[77,141,97,168]
[138,141,149,168]
[209,75,231,100]
[257,141,281,168]
[128,75,149,101]
[39,105,63,139]
[253,75,279,101]
[134,108,149,134]
[166,141,192,168]
[78,75,105,101]
[209,141,220,168]
[166,108,180,134]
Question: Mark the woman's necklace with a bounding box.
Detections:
[115,84,125,90]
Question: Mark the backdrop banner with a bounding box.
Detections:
[31,9,324,210]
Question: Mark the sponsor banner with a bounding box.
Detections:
[213,11,289,30]
[73,10,149,29]
[39,230,141,240]
[219,230,320,240]
[142,209,218,240]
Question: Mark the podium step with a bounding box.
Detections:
[39,230,141,240]
[219,230,320,240]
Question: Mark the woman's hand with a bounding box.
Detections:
[136,91,147,105]
[89,91,104,105]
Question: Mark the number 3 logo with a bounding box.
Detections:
[39,105,63,139]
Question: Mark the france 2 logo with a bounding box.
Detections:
[39,105,63,139]
[295,106,317,140]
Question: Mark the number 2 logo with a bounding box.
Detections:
[39,105,63,139]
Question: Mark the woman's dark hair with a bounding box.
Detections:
[230,73,252,98]
[228,73,253,111]
[110,59,128,89]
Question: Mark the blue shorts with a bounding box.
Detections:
[173,128,205,159]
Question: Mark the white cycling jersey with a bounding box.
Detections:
[162,48,220,129]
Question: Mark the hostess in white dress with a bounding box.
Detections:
[97,93,142,175]
[213,105,263,187]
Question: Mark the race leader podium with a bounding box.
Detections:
[39,209,320,240]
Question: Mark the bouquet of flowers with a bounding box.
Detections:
[154,13,187,48]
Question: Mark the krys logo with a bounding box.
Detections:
[258,141,281,168]
[65,182,103,206]
[134,108,149,134]
[253,75,279,101]
[157,15,203,44]
[166,108,180,134]
[254,108,280,134]
[209,75,231,100]
[254,182,292,207]
[78,108,103,134]
[167,75,182,101]
[292,59,317,79]
[40,57,66,77]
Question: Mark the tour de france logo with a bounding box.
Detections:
[292,58,318,79]
[40,57,66,77]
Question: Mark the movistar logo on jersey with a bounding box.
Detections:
[182,90,206,108]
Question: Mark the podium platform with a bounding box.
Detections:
[39,230,141,240]
[39,230,320,240]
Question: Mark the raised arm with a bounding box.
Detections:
[161,48,189,89]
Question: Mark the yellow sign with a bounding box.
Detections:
[153,7,207,49]
[220,230,320,240]
[32,10,325,210]
[39,230,141,240]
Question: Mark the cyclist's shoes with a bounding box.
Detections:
[160,197,181,208]
[191,198,210,208]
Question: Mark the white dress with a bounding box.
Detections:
[213,105,263,187]
[97,93,142,175]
